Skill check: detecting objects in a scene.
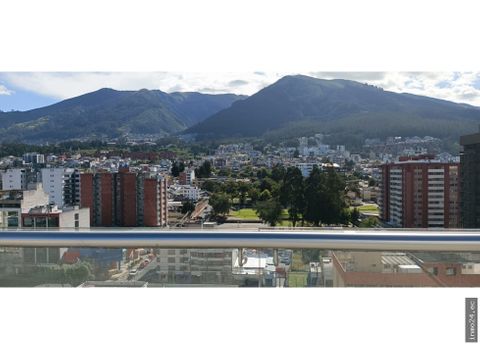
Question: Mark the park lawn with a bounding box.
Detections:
[229,208,290,221]
[287,272,308,287]
[278,220,294,227]
[229,208,260,220]
[355,204,379,213]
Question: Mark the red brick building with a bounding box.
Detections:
[79,173,94,224]
[76,169,168,227]
[379,155,460,228]
[117,169,137,227]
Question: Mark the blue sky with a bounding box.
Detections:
[1,72,480,112]
[0,82,57,111]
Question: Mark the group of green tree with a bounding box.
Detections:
[29,261,94,286]
[204,164,362,227]
[172,160,213,179]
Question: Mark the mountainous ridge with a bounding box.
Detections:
[186,75,480,145]
[1,75,480,147]
[0,88,246,143]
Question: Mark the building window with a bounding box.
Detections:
[446,267,456,276]
[74,213,79,220]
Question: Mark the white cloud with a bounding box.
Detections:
[0,84,13,95]
[2,71,480,106]
[2,72,283,100]
[311,72,480,106]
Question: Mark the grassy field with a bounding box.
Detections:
[287,272,308,287]
[229,208,259,220]
[229,208,290,221]
[355,204,379,213]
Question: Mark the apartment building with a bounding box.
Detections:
[379,155,460,228]
[0,184,49,228]
[22,152,45,165]
[460,128,480,228]
[155,248,234,284]
[2,168,27,190]
[179,168,195,185]
[40,167,75,208]
[331,251,439,287]
[76,168,168,227]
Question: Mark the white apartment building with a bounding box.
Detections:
[41,167,75,208]
[171,185,201,201]
[1,169,26,190]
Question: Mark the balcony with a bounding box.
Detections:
[1,228,479,287]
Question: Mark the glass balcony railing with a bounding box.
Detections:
[0,229,479,287]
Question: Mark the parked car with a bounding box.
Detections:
[128,269,137,279]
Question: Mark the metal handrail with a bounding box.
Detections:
[1,229,480,251]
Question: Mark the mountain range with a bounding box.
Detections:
[0,88,245,143]
[187,75,480,147]
[1,75,480,147]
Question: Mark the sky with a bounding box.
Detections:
[1,72,480,111]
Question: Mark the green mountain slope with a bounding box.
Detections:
[186,75,480,144]
[0,88,245,143]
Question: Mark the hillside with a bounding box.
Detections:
[0,88,245,143]
[186,75,480,145]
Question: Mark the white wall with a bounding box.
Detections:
[41,168,70,208]
[2,169,25,190]
[59,207,90,228]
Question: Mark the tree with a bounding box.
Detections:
[256,168,270,179]
[346,181,361,197]
[350,208,360,226]
[248,187,260,203]
[209,192,231,218]
[322,167,347,225]
[359,216,379,228]
[223,180,239,202]
[181,200,195,214]
[279,167,305,227]
[303,166,348,226]
[171,161,185,177]
[303,166,327,226]
[218,168,231,177]
[344,159,355,171]
[259,189,272,201]
[271,164,286,182]
[196,160,212,178]
[237,181,251,207]
[255,199,283,226]
[201,179,220,193]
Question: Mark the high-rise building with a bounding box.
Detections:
[75,169,168,227]
[179,168,195,185]
[460,128,480,228]
[1,169,27,190]
[379,155,460,228]
[40,167,75,208]
[22,152,45,165]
